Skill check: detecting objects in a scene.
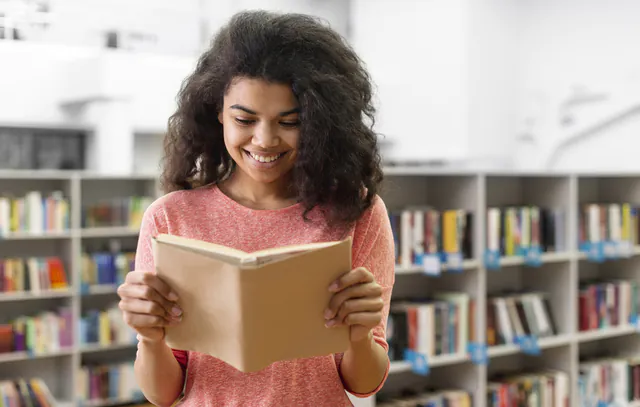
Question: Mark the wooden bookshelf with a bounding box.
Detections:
[2,169,640,406]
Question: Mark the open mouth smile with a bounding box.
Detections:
[244,150,286,164]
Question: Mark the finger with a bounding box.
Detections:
[325,282,382,319]
[126,270,178,302]
[118,283,181,317]
[122,312,173,328]
[329,267,373,293]
[333,297,384,325]
[119,298,180,320]
[326,311,382,328]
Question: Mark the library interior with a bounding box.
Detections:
[1,0,640,406]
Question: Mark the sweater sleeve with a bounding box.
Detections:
[134,199,189,373]
[334,195,395,398]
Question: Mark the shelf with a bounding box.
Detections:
[0,347,74,363]
[498,251,573,267]
[395,259,478,275]
[0,289,72,302]
[388,352,469,374]
[83,285,119,296]
[0,230,72,240]
[487,334,573,358]
[80,343,137,354]
[576,325,637,343]
[79,397,146,407]
[80,227,140,238]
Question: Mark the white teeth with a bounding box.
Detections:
[249,152,282,163]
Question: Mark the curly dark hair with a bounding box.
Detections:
[161,10,383,226]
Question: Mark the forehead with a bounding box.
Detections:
[224,77,298,111]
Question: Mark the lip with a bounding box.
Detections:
[243,150,287,170]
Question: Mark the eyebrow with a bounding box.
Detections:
[229,104,300,116]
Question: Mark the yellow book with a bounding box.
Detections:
[442,210,458,253]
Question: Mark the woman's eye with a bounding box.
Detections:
[280,121,300,128]
[235,118,255,126]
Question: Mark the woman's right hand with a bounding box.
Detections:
[117,270,183,343]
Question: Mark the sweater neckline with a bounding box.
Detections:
[211,184,303,215]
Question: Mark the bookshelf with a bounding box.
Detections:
[0,170,158,406]
[3,169,640,406]
[378,171,640,407]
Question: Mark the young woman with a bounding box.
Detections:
[116,10,395,407]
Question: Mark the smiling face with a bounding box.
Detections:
[218,77,300,188]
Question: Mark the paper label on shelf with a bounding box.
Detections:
[514,335,540,355]
[603,240,618,259]
[617,240,633,258]
[484,249,501,270]
[467,342,487,365]
[523,245,542,267]
[404,349,430,376]
[422,254,441,276]
[585,242,605,263]
[445,252,463,273]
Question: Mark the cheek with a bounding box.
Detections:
[223,126,250,150]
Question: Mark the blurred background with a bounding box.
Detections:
[1,1,640,406]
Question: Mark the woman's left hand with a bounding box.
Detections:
[324,267,384,343]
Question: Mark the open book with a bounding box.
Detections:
[151,234,352,372]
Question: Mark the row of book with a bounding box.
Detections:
[82,196,153,229]
[0,307,73,354]
[77,362,143,403]
[487,370,569,407]
[579,279,640,332]
[0,191,71,236]
[487,292,556,347]
[579,204,640,261]
[377,389,471,407]
[389,209,473,268]
[387,293,471,361]
[579,357,640,405]
[486,206,567,256]
[0,378,55,407]
[0,257,69,294]
[79,304,137,347]
[81,251,135,288]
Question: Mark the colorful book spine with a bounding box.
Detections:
[578,279,640,331]
[378,389,472,407]
[82,196,153,229]
[486,292,556,347]
[0,191,70,235]
[79,303,137,347]
[76,362,144,403]
[80,251,135,288]
[0,256,69,294]
[387,293,471,361]
[0,378,56,407]
[388,208,473,268]
[486,206,566,257]
[0,307,73,354]
[579,357,640,405]
[487,370,569,407]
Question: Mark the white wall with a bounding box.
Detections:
[512,0,640,171]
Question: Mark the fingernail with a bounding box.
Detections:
[324,309,333,319]
[168,292,179,301]
[171,306,182,316]
[325,319,336,327]
[329,282,339,292]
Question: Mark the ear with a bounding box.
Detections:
[217,111,223,124]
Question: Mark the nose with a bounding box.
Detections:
[251,123,280,148]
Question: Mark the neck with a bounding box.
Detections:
[221,170,296,209]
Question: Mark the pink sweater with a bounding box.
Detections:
[135,184,395,406]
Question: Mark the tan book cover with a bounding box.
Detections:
[151,234,352,373]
